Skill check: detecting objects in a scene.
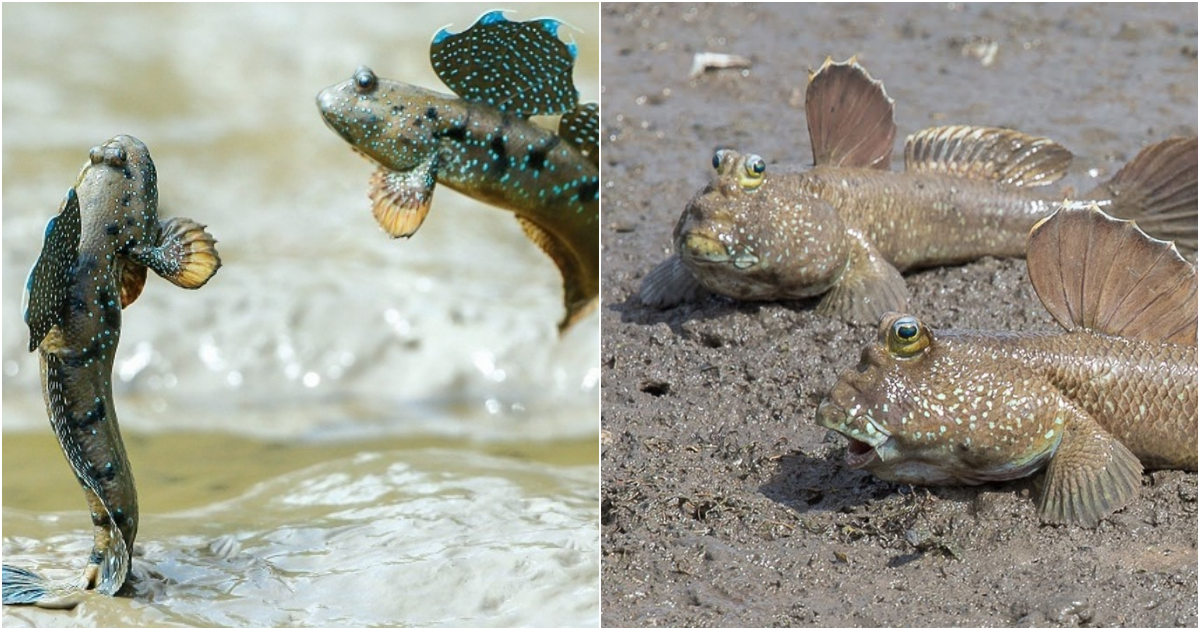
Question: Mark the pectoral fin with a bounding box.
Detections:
[815,231,907,324]
[25,188,82,352]
[514,216,597,332]
[1027,203,1197,345]
[1038,403,1143,527]
[128,217,221,290]
[904,125,1072,187]
[805,57,896,170]
[638,255,709,309]
[369,163,437,238]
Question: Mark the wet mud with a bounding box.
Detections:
[600,3,1197,627]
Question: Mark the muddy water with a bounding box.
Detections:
[2,3,599,627]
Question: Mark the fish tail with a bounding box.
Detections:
[1,564,87,608]
[1084,136,1198,254]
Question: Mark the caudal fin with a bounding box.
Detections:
[1085,137,1198,255]
[1,564,84,609]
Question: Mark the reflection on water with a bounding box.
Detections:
[3,3,599,626]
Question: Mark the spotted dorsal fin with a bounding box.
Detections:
[430,10,579,118]
[24,188,82,352]
[558,102,598,166]
[805,57,895,169]
[904,125,1073,187]
[1027,203,1197,345]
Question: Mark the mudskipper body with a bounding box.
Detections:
[642,58,1198,323]
[817,204,1196,527]
[317,11,599,331]
[3,135,221,607]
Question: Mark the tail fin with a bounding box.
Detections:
[1084,137,1198,255]
[2,564,87,609]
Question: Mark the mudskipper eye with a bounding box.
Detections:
[712,150,727,171]
[105,145,127,168]
[737,153,766,190]
[353,66,378,93]
[888,315,930,358]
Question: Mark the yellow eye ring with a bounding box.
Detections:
[888,315,930,358]
[737,153,765,190]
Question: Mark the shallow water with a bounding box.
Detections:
[2,3,599,626]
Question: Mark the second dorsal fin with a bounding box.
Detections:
[904,125,1073,187]
[805,57,896,170]
[558,102,598,166]
[1027,203,1197,346]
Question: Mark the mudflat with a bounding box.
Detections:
[600,3,1197,626]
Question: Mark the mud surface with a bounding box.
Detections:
[600,3,1197,627]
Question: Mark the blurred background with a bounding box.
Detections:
[2,3,599,626]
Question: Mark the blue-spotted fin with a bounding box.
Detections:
[316,10,599,331]
[3,135,220,608]
[817,203,1196,527]
[641,57,1198,323]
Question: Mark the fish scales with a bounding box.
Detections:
[317,10,599,331]
[3,135,220,608]
[817,205,1197,527]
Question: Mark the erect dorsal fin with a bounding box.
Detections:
[1027,202,1197,346]
[904,125,1073,187]
[24,188,82,352]
[430,10,579,118]
[558,102,598,166]
[805,57,895,170]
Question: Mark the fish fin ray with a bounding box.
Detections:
[1038,405,1142,528]
[903,125,1072,186]
[639,255,709,309]
[805,57,896,170]
[430,11,579,117]
[1,565,86,609]
[118,262,148,308]
[25,188,82,352]
[1027,203,1197,345]
[1082,136,1197,255]
[128,217,221,290]
[369,164,437,238]
[514,216,596,333]
[558,102,599,166]
[815,232,907,324]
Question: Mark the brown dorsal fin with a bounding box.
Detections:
[1027,203,1197,346]
[805,57,895,170]
[904,126,1073,187]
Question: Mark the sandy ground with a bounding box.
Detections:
[599,3,1197,627]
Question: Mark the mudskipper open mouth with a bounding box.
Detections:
[844,438,879,469]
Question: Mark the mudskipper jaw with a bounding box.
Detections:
[817,204,1196,527]
[642,57,1198,324]
[3,135,221,608]
[317,11,599,332]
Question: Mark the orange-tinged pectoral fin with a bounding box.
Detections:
[805,57,896,170]
[144,217,221,290]
[1027,203,1197,346]
[1037,404,1143,528]
[369,165,436,238]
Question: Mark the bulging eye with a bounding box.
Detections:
[737,153,765,190]
[353,66,378,93]
[888,315,930,358]
[712,149,727,171]
[105,145,127,167]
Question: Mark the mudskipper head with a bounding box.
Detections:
[78,135,157,206]
[675,149,849,300]
[316,66,440,171]
[816,312,1059,486]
